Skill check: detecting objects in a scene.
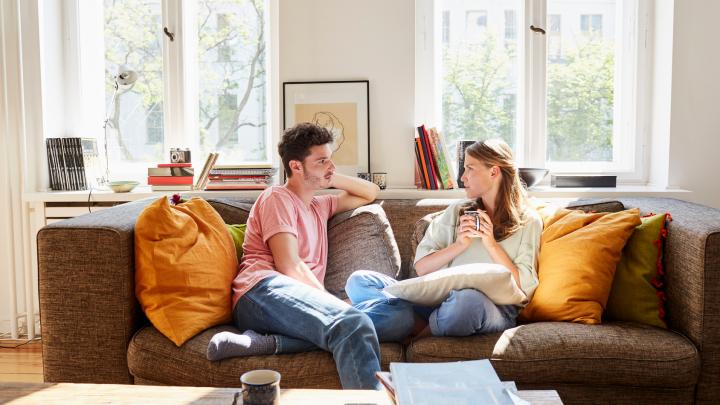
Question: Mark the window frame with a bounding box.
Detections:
[415,0,652,184]
[65,0,278,182]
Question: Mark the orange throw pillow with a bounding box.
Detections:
[135,197,238,346]
[519,208,641,325]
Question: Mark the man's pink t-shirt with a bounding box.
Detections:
[231,185,338,307]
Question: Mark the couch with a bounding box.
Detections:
[37,196,720,404]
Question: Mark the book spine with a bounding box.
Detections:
[204,183,268,190]
[147,176,194,185]
[76,138,88,190]
[430,128,454,189]
[413,146,423,189]
[72,138,82,190]
[55,138,65,190]
[201,153,220,190]
[417,126,437,189]
[148,167,195,176]
[424,126,445,189]
[209,169,277,176]
[435,129,456,189]
[50,138,60,190]
[59,138,70,190]
[46,139,55,190]
[415,136,431,189]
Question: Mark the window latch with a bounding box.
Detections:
[529,25,546,35]
[163,27,175,42]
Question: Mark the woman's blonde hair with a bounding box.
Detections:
[462,138,528,241]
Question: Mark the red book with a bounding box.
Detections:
[421,125,442,189]
[147,176,194,185]
[158,163,192,168]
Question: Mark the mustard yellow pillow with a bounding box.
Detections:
[519,208,641,324]
[135,197,238,346]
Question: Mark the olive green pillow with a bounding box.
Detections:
[225,224,247,261]
[606,213,668,328]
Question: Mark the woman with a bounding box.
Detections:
[345,138,542,340]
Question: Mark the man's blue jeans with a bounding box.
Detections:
[233,274,381,390]
[345,270,518,338]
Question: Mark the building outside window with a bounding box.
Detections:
[581,14,603,34]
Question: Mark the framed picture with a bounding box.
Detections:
[283,80,370,177]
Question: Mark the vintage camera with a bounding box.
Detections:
[169,148,191,163]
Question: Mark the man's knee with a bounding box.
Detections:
[331,307,377,340]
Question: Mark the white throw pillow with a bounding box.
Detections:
[383,263,528,307]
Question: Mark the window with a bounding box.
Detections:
[198,1,268,163]
[218,94,239,143]
[443,4,521,152]
[146,103,164,145]
[82,0,271,182]
[580,14,603,34]
[504,10,517,41]
[465,10,487,42]
[417,0,647,181]
[548,14,562,61]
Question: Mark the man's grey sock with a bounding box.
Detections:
[206,330,276,361]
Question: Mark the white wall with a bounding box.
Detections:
[667,0,720,208]
[279,0,416,188]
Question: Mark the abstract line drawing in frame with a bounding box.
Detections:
[283,80,370,177]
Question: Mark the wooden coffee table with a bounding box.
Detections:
[0,381,562,404]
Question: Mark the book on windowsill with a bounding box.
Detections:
[148,167,195,176]
[204,183,269,191]
[389,360,521,405]
[151,185,194,191]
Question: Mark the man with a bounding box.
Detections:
[207,122,381,389]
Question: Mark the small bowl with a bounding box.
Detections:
[518,168,549,189]
[108,180,140,193]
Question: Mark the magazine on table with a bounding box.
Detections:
[383,360,527,405]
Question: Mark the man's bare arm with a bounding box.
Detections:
[267,232,325,290]
[331,173,380,213]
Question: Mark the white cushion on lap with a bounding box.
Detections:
[383,263,528,307]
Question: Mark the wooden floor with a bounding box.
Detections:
[0,340,43,383]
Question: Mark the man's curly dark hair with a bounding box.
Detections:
[278,122,334,177]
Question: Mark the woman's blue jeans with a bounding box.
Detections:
[233,274,381,390]
[344,270,518,339]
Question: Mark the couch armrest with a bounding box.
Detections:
[619,197,720,403]
[38,198,155,384]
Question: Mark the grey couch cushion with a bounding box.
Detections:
[206,198,254,224]
[127,325,404,388]
[406,321,700,389]
[325,204,401,299]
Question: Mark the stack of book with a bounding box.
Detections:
[378,360,526,405]
[46,137,99,191]
[414,125,456,190]
[148,163,194,191]
[205,163,277,190]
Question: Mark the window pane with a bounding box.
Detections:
[441,1,521,166]
[547,1,615,162]
[104,0,164,179]
[198,0,268,163]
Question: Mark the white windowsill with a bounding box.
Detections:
[23,185,691,203]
